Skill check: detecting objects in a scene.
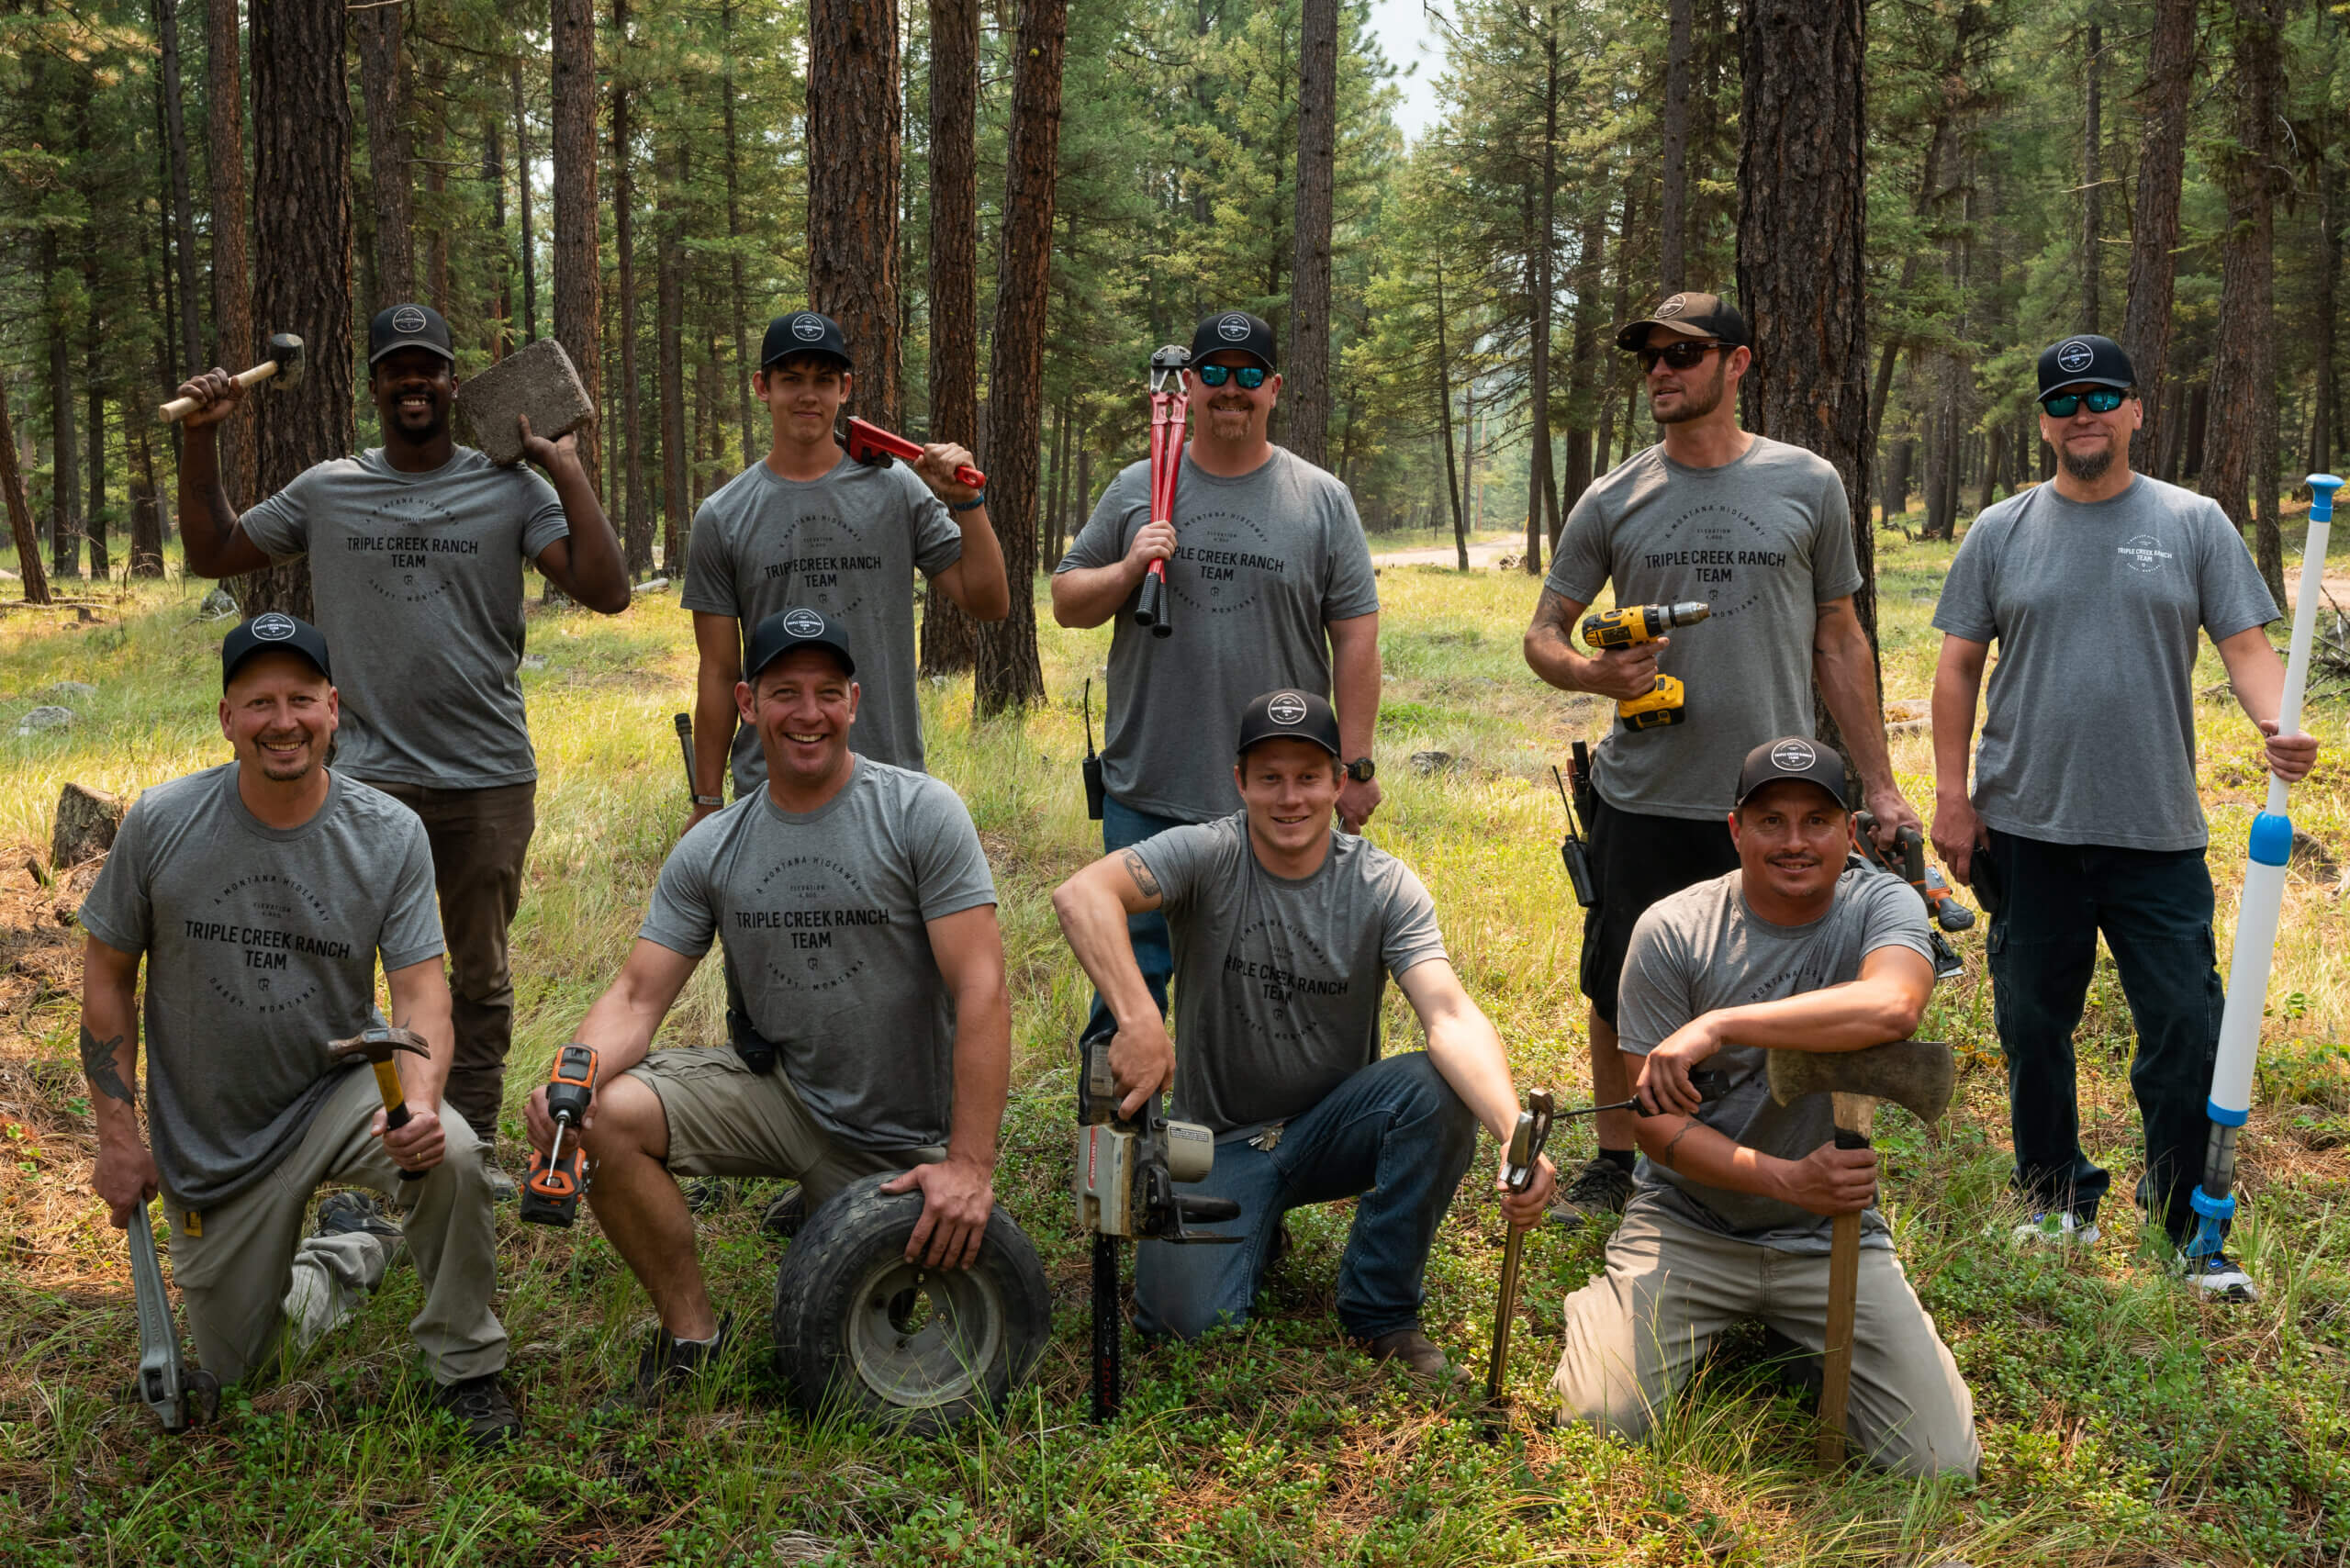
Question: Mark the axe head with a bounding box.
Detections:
[1767,1038,1954,1125]
[327,1025,429,1067]
[265,333,306,390]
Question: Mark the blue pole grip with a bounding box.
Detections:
[2311,473,2343,521]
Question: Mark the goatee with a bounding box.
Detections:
[2059,444,2114,484]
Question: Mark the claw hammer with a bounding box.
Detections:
[328,1025,432,1182]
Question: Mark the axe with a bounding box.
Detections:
[1766,1038,1954,1467]
[158,334,306,422]
[328,1025,432,1182]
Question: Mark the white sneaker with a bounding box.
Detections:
[2011,1211,2100,1249]
[2185,1253,2259,1304]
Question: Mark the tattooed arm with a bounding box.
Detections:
[82,936,160,1229]
[1049,847,1175,1117]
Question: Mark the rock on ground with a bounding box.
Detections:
[16,706,73,736]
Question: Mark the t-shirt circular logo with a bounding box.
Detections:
[250,612,298,641]
[2118,534,2172,574]
[783,607,826,637]
[792,314,825,341]
[1656,295,1688,317]
[1217,314,1250,342]
[391,306,428,335]
[1769,739,1818,772]
[2055,340,2095,374]
[1267,692,1308,725]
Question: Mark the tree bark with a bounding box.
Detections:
[44,228,81,581]
[512,60,538,342]
[808,0,903,430]
[2121,0,2197,473]
[2203,0,2286,605]
[1288,0,1337,468]
[2309,150,2339,476]
[920,0,982,676]
[2081,19,2101,332]
[1659,0,1695,291]
[0,376,50,601]
[1432,256,1467,570]
[1522,14,1559,576]
[552,0,603,500]
[610,0,649,575]
[207,0,256,507]
[657,138,689,571]
[156,0,205,368]
[721,0,755,463]
[356,0,417,311]
[974,0,1065,716]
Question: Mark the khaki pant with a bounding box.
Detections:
[163,1067,509,1388]
[629,1046,941,1213]
[1550,1201,1980,1479]
[364,779,536,1142]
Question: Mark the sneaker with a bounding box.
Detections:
[1357,1327,1458,1381]
[759,1186,806,1239]
[315,1190,403,1244]
[479,1146,518,1204]
[598,1313,733,1416]
[431,1372,520,1450]
[1549,1156,1635,1226]
[2011,1211,2100,1249]
[2185,1252,2259,1304]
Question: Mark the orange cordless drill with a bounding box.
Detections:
[520,1043,599,1227]
[1580,601,1710,730]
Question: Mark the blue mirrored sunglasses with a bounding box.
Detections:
[2042,387,2127,418]
[1193,364,1268,390]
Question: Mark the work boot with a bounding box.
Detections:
[760,1185,807,1239]
[1357,1327,1457,1381]
[598,1314,733,1417]
[2183,1252,2259,1304]
[431,1372,520,1451]
[315,1190,404,1246]
[1548,1155,1635,1226]
[478,1145,518,1204]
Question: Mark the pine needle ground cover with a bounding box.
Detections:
[1,532,2345,1566]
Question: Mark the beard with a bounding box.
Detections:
[1651,361,1727,425]
[2059,441,2115,484]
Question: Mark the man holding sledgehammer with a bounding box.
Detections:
[1550,739,1977,1479]
[1053,311,1383,1039]
[78,616,515,1447]
[172,304,632,1200]
[1522,292,1924,1229]
[1930,334,2319,1297]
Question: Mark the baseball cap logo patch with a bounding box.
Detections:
[1655,295,1687,317]
[782,607,825,637]
[1769,739,1818,772]
[1267,692,1308,725]
[2056,339,2095,374]
[792,315,824,341]
[251,612,298,641]
[1217,314,1250,342]
[391,306,428,335]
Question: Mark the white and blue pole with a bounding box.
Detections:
[2187,472,2340,1260]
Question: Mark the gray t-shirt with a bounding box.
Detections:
[1617,862,1934,1254]
[77,766,445,1209]
[238,447,572,789]
[638,758,997,1149]
[1057,448,1381,823]
[1545,437,1864,821]
[1932,476,2277,851]
[681,454,964,790]
[1135,813,1449,1134]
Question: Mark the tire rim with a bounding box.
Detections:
[845,1256,1005,1409]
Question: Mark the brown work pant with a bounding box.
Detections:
[364,779,536,1143]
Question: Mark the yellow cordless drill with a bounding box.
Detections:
[1580,600,1710,730]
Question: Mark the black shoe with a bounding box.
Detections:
[598,1313,733,1417]
[315,1191,403,1243]
[760,1186,807,1239]
[1267,1221,1295,1270]
[685,1178,741,1215]
[432,1372,520,1450]
[1549,1156,1636,1226]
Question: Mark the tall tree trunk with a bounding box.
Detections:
[2081,19,2101,332]
[1738,0,1878,736]
[657,138,689,571]
[44,230,81,581]
[808,0,903,429]
[1561,207,1604,521]
[1288,0,1337,468]
[974,0,1065,716]
[921,0,982,676]
[721,0,755,463]
[2121,0,2197,473]
[611,0,648,573]
[0,379,52,602]
[245,0,353,621]
[1432,257,1467,571]
[84,309,107,580]
[484,112,509,358]
[552,0,602,508]
[2203,0,2286,605]
[207,0,256,505]
[356,0,417,310]
[512,60,538,342]
[1522,15,1559,576]
[1659,0,1695,291]
[156,0,204,367]
[2309,152,2339,476]
[422,45,451,319]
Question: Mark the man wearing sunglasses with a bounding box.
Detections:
[1522,291,1921,1231]
[1052,309,1382,1037]
[1929,333,2316,1300]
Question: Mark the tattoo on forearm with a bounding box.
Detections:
[80,1023,135,1104]
[1659,1122,1697,1171]
[1119,849,1161,900]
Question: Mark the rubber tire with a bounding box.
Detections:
[770,1172,1049,1435]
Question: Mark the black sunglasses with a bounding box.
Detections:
[1635,341,1724,372]
[1193,364,1269,390]
[2041,387,2128,418]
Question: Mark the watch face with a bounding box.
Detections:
[1348,757,1375,782]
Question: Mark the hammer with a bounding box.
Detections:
[1765,1038,1954,1466]
[158,333,306,422]
[328,1025,432,1182]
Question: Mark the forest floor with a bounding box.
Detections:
[1,523,2347,1566]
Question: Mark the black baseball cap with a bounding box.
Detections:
[367,303,456,365]
[744,606,856,683]
[222,612,332,689]
[1733,736,1850,810]
[1190,309,1278,372]
[760,310,853,371]
[1614,291,1750,353]
[1236,689,1339,758]
[2035,334,2134,402]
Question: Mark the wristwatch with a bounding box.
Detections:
[1345,756,1376,783]
[692,793,723,808]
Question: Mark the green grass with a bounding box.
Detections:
[3,531,2347,1565]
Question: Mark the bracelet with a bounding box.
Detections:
[948,494,987,513]
[692,794,723,808]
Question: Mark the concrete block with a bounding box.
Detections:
[455,339,593,465]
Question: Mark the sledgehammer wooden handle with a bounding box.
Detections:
[157,359,281,422]
[1817,1093,1876,1466]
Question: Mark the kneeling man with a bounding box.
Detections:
[1550,739,1978,1478]
[532,607,1010,1405]
[1053,689,1555,1376]
[81,615,512,1444]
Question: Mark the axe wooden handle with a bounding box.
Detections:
[158,358,281,423]
[1816,1093,1877,1466]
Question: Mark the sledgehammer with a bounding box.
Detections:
[328,1025,432,1183]
[158,333,306,422]
[1766,1038,1953,1466]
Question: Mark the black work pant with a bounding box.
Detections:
[1983,828,2223,1248]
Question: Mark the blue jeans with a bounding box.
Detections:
[1082,795,1186,1037]
[1133,1052,1478,1341]
[1984,829,2224,1247]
